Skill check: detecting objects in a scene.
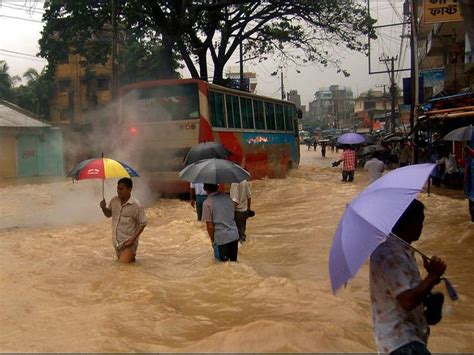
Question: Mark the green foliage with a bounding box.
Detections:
[0,60,14,101]
[39,0,376,85]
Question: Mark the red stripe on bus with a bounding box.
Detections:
[218,132,243,165]
[199,117,213,142]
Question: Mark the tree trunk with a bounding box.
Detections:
[158,34,177,79]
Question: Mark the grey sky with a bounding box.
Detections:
[0,0,409,107]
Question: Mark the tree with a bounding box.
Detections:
[39,1,376,85]
[0,60,15,101]
[12,67,53,118]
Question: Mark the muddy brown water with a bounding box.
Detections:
[0,149,472,352]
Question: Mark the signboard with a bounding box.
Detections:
[423,0,463,24]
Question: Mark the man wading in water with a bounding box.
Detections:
[100,177,147,263]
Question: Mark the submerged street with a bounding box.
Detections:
[0,149,473,352]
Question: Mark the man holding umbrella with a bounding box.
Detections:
[370,199,446,354]
[100,177,147,263]
[201,183,240,262]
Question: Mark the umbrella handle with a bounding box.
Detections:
[389,233,458,301]
[102,178,104,200]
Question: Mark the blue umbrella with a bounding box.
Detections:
[337,133,366,145]
[329,164,435,294]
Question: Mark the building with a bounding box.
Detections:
[49,52,113,125]
[0,100,64,178]
[417,0,472,99]
[353,90,404,132]
[225,66,257,93]
[308,86,354,128]
[287,90,302,109]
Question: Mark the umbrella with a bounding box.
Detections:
[442,125,472,141]
[179,158,250,184]
[183,141,230,165]
[360,144,387,156]
[67,154,139,199]
[337,133,366,145]
[329,163,436,294]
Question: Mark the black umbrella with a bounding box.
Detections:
[183,142,230,166]
[179,158,250,184]
[360,144,388,156]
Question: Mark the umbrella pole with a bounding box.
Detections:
[102,178,105,200]
[389,233,458,301]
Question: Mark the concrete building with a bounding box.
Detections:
[225,66,257,93]
[49,52,113,125]
[0,100,64,178]
[308,86,354,128]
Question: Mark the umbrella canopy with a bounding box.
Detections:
[360,144,387,156]
[337,133,366,145]
[67,157,139,180]
[442,125,472,141]
[329,163,436,294]
[179,158,250,184]
[183,141,230,165]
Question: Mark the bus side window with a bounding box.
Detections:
[226,94,241,129]
[240,97,254,129]
[253,100,265,130]
[275,104,285,131]
[209,91,226,128]
[285,105,294,131]
[265,102,276,130]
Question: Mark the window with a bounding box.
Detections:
[97,78,110,91]
[240,97,254,129]
[285,105,294,131]
[265,102,276,130]
[209,91,226,127]
[275,104,285,130]
[58,80,70,93]
[124,83,200,121]
[253,100,265,130]
[226,94,241,128]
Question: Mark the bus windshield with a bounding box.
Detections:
[122,83,199,122]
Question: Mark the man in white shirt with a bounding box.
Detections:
[364,152,385,184]
[190,182,207,221]
[230,180,252,243]
[370,199,446,354]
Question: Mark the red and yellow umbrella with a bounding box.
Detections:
[67,154,139,198]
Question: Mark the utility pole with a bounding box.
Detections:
[239,42,244,91]
[409,0,420,163]
[111,0,118,100]
[280,68,285,100]
[380,56,398,133]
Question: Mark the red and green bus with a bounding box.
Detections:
[118,78,300,193]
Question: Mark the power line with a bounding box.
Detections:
[0,2,45,15]
[0,14,43,23]
[0,48,46,61]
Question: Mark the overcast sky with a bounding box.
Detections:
[0,0,410,107]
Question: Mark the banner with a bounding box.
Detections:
[423,0,463,24]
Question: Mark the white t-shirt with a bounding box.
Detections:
[370,238,428,353]
[190,182,206,196]
[364,158,385,183]
[230,180,252,212]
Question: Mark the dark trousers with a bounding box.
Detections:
[216,240,238,262]
[234,211,248,242]
[342,170,354,182]
[390,341,430,355]
[195,195,207,221]
[469,199,474,222]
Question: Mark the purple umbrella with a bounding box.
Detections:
[329,163,436,294]
[336,133,366,145]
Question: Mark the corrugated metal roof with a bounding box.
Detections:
[0,101,50,128]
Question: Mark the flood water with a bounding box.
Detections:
[0,149,473,352]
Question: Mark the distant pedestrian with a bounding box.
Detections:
[202,183,239,262]
[321,143,326,158]
[313,139,318,152]
[364,152,385,184]
[465,145,474,222]
[99,177,147,263]
[230,179,252,243]
[190,182,207,221]
[334,147,356,182]
[398,140,411,167]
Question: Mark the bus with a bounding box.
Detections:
[118,78,300,193]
